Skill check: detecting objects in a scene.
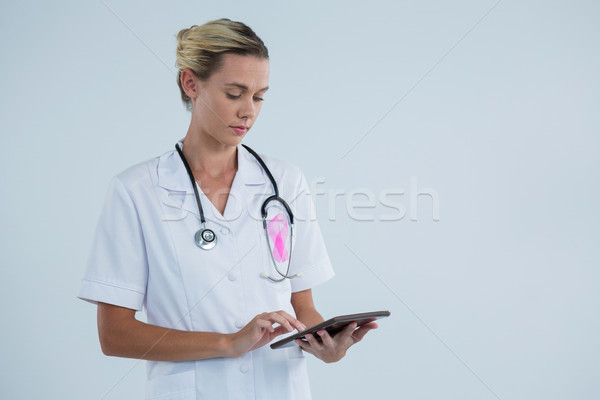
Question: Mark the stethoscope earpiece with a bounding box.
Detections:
[260,271,302,282]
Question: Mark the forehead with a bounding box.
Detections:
[211,53,270,89]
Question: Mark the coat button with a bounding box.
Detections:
[235,320,245,329]
[220,227,230,235]
[240,364,249,373]
[228,272,238,281]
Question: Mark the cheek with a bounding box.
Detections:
[199,99,229,126]
[211,99,235,119]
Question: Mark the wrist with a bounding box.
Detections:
[221,333,240,359]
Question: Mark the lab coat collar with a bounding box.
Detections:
[157,140,266,191]
[156,140,266,224]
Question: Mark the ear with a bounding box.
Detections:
[180,68,201,100]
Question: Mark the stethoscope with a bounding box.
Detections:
[175,143,302,282]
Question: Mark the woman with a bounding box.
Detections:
[78,18,376,399]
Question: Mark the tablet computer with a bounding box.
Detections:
[270,310,390,349]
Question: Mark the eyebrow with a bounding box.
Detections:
[224,82,269,92]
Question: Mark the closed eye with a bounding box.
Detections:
[226,92,264,102]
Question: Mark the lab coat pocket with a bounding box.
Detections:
[257,221,293,294]
[287,345,305,359]
[287,346,311,399]
[262,272,292,292]
[146,370,195,400]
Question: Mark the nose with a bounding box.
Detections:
[237,97,258,121]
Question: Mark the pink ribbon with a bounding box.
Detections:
[267,213,289,262]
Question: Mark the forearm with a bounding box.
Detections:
[98,303,234,361]
[291,289,324,328]
[295,307,324,328]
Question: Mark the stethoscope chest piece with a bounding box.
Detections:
[195,228,217,250]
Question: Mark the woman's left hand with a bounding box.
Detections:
[295,321,378,363]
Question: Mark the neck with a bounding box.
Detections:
[181,132,238,179]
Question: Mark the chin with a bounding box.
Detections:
[224,137,244,148]
[230,133,247,143]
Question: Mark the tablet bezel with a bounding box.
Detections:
[270,310,390,349]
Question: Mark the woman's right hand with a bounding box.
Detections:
[228,311,306,358]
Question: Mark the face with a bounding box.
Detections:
[186,53,270,148]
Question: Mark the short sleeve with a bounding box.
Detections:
[77,176,148,311]
[288,172,334,292]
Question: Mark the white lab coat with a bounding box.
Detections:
[78,142,335,399]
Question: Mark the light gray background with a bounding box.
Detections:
[1,1,598,399]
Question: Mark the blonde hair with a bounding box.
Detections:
[175,19,269,111]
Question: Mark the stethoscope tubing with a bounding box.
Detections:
[175,142,299,280]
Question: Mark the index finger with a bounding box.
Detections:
[260,312,294,332]
[272,310,306,332]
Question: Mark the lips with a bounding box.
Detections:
[230,125,248,135]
